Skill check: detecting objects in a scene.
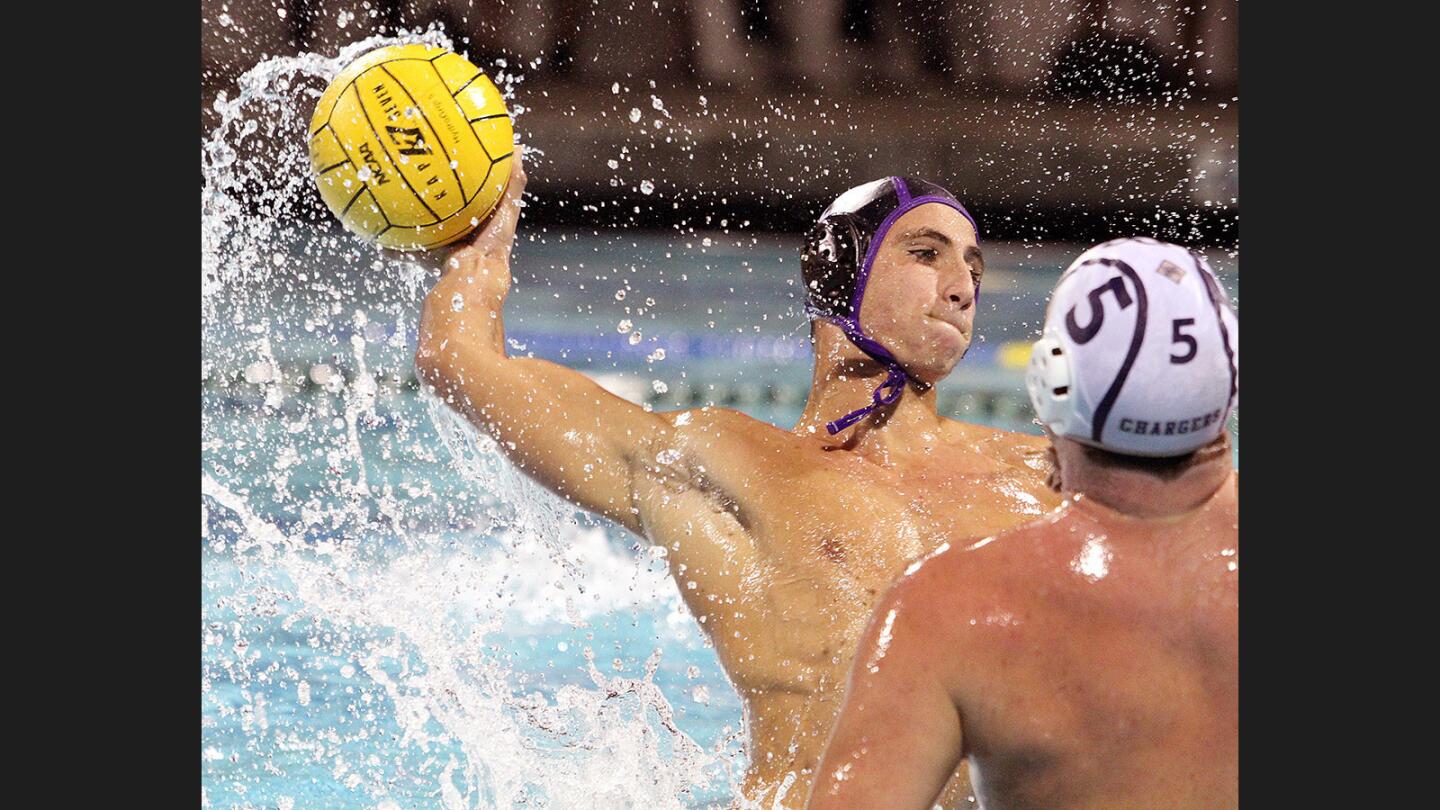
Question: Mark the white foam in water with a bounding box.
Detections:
[201,28,740,808]
[203,470,725,806]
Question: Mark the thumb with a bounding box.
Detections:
[488,145,527,228]
[499,144,527,208]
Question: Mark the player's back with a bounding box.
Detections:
[927,475,1238,809]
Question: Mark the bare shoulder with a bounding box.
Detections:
[941,418,1049,454]
[638,406,829,535]
[864,537,997,666]
[657,405,795,449]
[652,405,819,481]
[941,418,1052,475]
[889,507,1070,619]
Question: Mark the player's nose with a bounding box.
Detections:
[939,268,975,312]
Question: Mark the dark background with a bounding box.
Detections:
[202,0,1239,246]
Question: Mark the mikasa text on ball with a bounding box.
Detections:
[308,43,514,251]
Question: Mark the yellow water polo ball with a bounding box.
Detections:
[308,43,514,251]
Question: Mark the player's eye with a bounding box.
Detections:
[909,248,939,262]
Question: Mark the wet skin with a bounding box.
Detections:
[809,441,1238,810]
[416,150,1060,808]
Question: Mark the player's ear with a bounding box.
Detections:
[801,214,863,320]
[1044,443,1062,492]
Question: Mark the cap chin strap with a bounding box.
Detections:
[825,363,908,434]
[814,315,909,434]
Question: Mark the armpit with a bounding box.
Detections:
[652,407,776,523]
[632,433,747,528]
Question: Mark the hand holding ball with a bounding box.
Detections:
[308,44,514,251]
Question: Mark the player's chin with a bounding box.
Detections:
[904,346,965,384]
[925,325,970,365]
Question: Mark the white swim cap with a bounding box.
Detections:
[1026,238,1238,457]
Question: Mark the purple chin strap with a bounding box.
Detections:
[816,177,979,435]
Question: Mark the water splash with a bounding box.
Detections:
[201,28,741,808]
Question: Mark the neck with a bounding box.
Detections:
[1063,441,1234,520]
[795,333,945,456]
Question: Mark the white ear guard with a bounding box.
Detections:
[1026,332,1076,438]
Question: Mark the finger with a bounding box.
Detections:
[481,149,526,233]
[498,145,527,209]
[445,145,527,258]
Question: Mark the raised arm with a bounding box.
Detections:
[415,147,673,535]
[807,581,966,810]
